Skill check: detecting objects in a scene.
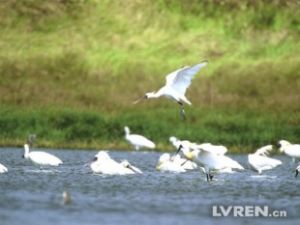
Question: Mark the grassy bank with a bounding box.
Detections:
[0,105,298,153]
[0,0,299,152]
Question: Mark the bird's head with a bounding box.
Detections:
[176,144,196,161]
[93,151,110,162]
[124,126,130,136]
[121,160,142,173]
[278,140,290,152]
[144,92,156,98]
[133,92,156,104]
[169,136,177,144]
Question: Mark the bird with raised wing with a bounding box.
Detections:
[248,145,282,174]
[177,144,243,181]
[278,140,300,162]
[134,61,208,119]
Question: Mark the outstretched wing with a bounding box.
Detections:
[165,61,208,96]
[196,143,227,155]
[254,145,273,156]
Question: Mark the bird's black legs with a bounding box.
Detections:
[177,102,186,120]
[295,170,299,178]
[205,171,214,182]
[206,173,210,181]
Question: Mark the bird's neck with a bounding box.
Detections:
[124,127,130,136]
[147,91,162,99]
[24,144,30,158]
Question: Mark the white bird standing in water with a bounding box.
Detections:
[177,144,243,181]
[124,126,155,150]
[278,140,300,162]
[0,163,8,173]
[133,61,208,119]
[23,144,63,166]
[248,145,282,174]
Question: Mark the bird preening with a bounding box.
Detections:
[133,60,208,119]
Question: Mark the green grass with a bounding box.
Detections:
[0,0,299,152]
[0,105,298,153]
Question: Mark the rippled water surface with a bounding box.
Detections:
[0,148,299,225]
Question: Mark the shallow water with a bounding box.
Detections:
[0,148,299,225]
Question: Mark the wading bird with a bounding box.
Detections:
[248,145,282,174]
[278,140,300,162]
[124,126,155,150]
[90,151,142,175]
[177,144,243,181]
[0,163,8,173]
[133,61,208,119]
[23,135,63,166]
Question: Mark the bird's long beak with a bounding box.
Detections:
[127,164,142,174]
[180,159,189,166]
[133,95,146,104]
[176,145,183,155]
[295,170,299,178]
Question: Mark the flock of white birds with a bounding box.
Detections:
[0,62,299,181]
[0,132,299,182]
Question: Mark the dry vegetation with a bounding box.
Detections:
[0,0,299,151]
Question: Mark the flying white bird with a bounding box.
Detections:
[0,163,8,173]
[90,151,142,175]
[278,140,300,162]
[134,61,208,119]
[124,126,155,150]
[248,145,282,174]
[177,144,243,181]
[295,165,300,177]
[23,144,63,166]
